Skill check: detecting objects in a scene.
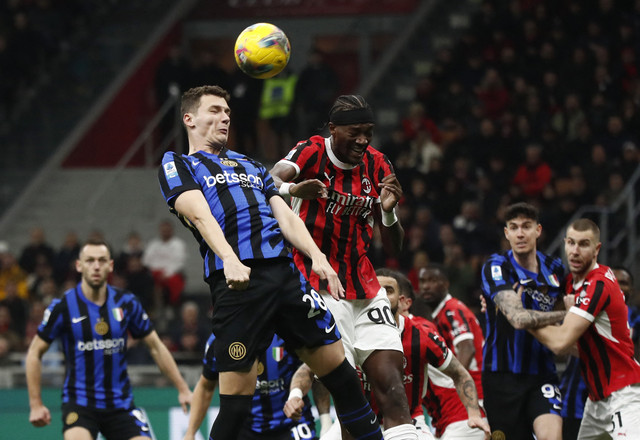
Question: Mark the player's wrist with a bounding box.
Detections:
[279,182,295,197]
[288,387,304,401]
[381,207,398,227]
[319,413,333,426]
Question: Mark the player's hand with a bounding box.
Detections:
[29,404,51,427]
[467,415,491,440]
[223,258,251,290]
[378,174,403,212]
[178,389,192,414]
[311,255,345,300]
[564,294,575,310]
[290,179,328,199]
[284,396,304,420]
[479,294,488,313]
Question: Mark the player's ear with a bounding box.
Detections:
[183,112,194,128]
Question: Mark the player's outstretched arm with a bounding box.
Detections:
[143,331,192,413]
[528,312,591,355]
[376,173,404,255]
[183,375,218,440]
[442,356,491,439]
[270,162,328,200]
[495,287,566,330]
[26,335,52,428]
[270,196,344,299]
[174,189,251,290]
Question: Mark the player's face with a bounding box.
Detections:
[189,94,230,150]
[564,227,601,279]
[504,216,541,255]
[613,269,633,300]
[76,244,113,289]
[329,122,374,165]
[378,275,400,315]
[417,268,447,305]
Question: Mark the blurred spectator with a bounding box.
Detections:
[511,143,552,199]
[401,101,442,144]
[0,334,11,366]
[154,44,191,107]
[229,69,263,156]
[0,242,29,300]
[142,220,187,308]
[121,254,154,315]
[23,299,46,351]
[188,50,231,91]
[33,276,58,304]
[583,143,612,198]
[115,231,145,274]
[0,304,20,351]
[452,200,498,263]
[168,301,209,364]
[19,227,55,274]
[620,141,640,180]
[53,231,80,285]
[475,68,510,120]
[293,47,340,138]
[599,114,636,158]
[0,278,29,338]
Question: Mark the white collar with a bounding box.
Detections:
[325,136,357,170]
[431,293,453,319]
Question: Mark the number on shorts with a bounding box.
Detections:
[611,411,623,431]
[291,422,313,439]
[540,383,561,402]
[302,289,327,319]
[367,305,395,326]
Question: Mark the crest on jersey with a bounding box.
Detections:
[163,161,178,179]
[491,265,503,281]
[95,319,109,335]
[361,177,372,194]
[65,412,79,425]
[220,159,238,167]
[229,342,246,360]
[272,346,285,362]
[547,274,560,287]
[111,308,124,322]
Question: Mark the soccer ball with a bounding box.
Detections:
[234,23,291,79]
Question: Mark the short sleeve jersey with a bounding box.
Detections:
[480,250,565,375]
[567,264,640,401]
[278,135,393,300]
[202,333,315,432]
[431,294,484,399]
[37,284,153,409]
[158,150,289,279]
[361,315,452,420]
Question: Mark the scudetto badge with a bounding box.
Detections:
[95,319,109,336]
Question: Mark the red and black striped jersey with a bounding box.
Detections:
[359,316,452,420]
[568,264,640,401]
[279,135,394,300]
[431,294,484,399]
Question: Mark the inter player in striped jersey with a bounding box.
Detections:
[529,218,640,439]
[416,264,484,403]
[26,239,192,440]
[479,202,567,440]
[184,333,322,440]
[270,95,415,440]
[158,86,382,440]
[613,267,640,361]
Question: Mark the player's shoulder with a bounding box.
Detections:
[108,285,139,305]
[538,251,564,272]
[588,265,618,289]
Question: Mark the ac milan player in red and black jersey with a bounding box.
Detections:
[270,95,415,439]
[417,264,484,401]
[529,218,640,440]
[375,269,490,440]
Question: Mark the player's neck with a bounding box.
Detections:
[512,249,538,273]
[189,140,225,155]
[571,260,598,285]
[80,281,107,305]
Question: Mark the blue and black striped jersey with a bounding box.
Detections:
[202,333,315,433]
[560,357,588,419]
[158,149,290,280]
[37,284,153,410]
[629,305,640,348]
[480,250,565,375]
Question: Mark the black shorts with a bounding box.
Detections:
[209,257,340,371]
[62,403,152,439]
[482,371,562,439]
[238,420,317,440]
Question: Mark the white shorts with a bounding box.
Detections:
[578,384,640,440]
[321,288,402,367]
[414,415,436,440]
[438,419,488,440]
